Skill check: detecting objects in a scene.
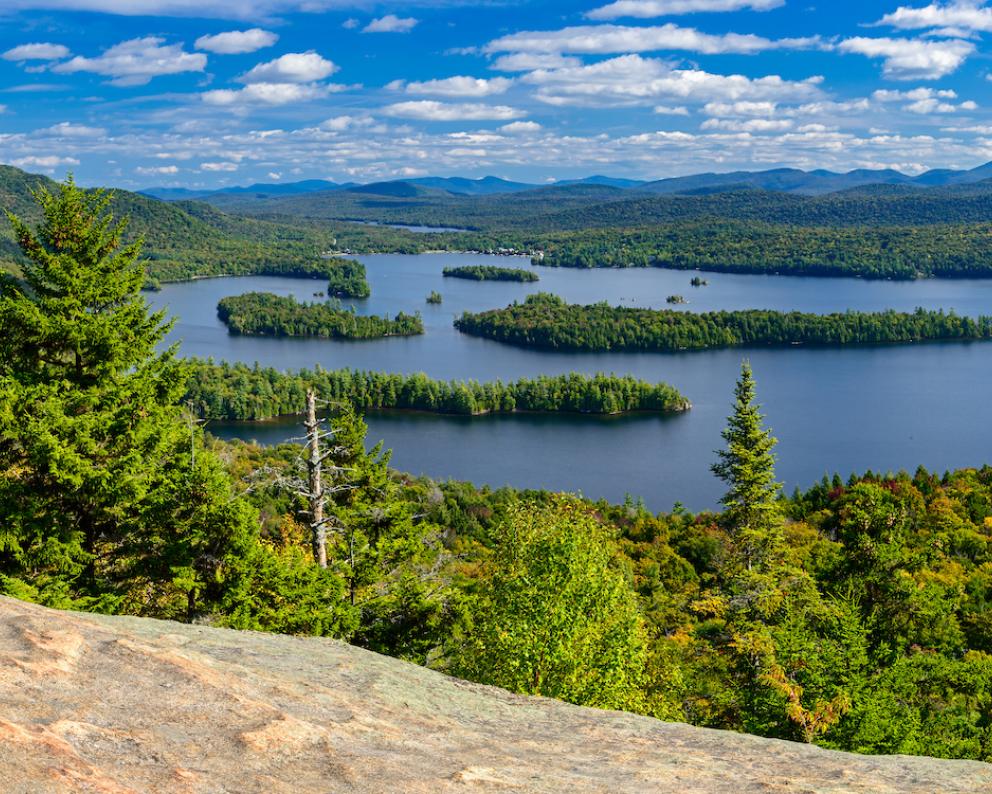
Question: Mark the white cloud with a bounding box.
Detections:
[837,36,974,80]
[522,55,824,107]
[878,2,992,33]
[0,1,339,19]
[203,82,341,105]
[381,101,525,121]
[701,117,793,131]
[703,100,777,116]
[654,104,690,114]
[363,15,418,33]
[2,42,70,61]
[44,122,107,137]
[873,87,976,113]
[267,171,281,179]
[402,76,513,97]
[489,53,582,72]
[500,120,542,132]
[321,114,375,130]
[200,161,238,171]
[136,164,179,175]
[873,87,958,101]
[195,28,277,54]
[240,51,337,83]
[12,155,78,170]
[342,18,359,30]
[52,37,206,86]
[587,0,783,20]
[485,23,820,56]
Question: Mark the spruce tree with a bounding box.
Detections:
[711,360,783,571]
[0,177,248,613]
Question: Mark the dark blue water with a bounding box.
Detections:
[148,253,992,511]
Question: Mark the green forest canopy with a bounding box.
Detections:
[183,360,691,419]
[216,292,423,339]
[455,293,992,352]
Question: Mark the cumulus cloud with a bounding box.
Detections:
[12,155,78,169]
[878,2,992,33]
[381,100,525,121]
[136,164,179,174]
[321,114,375,130]
[873,86,977,113]
[240,51,337,83]
[500,120,543,132]
[401,76,513,97]
[485,23,820,56]
[837,36,974,79]
[200,161,238,171]
[700,117,793,131]
[51,37,206,86]
[195,28,278,54]
[2,42,70,61]
[0,1,334,20]
[489,53,582,72]
[363,15,418,33]
[203,81,342,105]
[522,54,824,107]
[587,0,783,20]
[654,104,690,114]
[44,122,107,137]
[703,100,778,116]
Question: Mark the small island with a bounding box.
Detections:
[184,360,690,419]
[666,294,687,304]
[327,260,371,298]
[454,292,992,352]
[442,265,540,282]
[426,290,443,304]
[217,292,423,339]
[690,276,708,287]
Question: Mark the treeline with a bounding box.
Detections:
[183,360,690,420]
[443,265,539,282]
[326,259,370,298]
[455,293,992,352]
[217,292,423,339]
[533,221,992,280]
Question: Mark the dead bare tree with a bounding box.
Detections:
[305,390,329,567]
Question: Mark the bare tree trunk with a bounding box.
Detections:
[305,390,327,568]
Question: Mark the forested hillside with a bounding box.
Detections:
[0,166,340,286]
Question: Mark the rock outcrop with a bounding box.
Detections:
[1,596,990,793]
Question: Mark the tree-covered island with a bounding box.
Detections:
[217,292,423,339]
[442,265,540,282]
[184,361,690,420]
[454,293,992,352]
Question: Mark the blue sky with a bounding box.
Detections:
[0,0,990,188]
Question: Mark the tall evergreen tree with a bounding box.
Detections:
[711,360,783,571]
[0,177,253,614]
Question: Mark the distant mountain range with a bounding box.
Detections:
[141,162,992,204]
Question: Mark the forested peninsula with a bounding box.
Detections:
[443,265,539,282]
[326,260,371,298]
[454,293,992,352]
[533,222,992,280]
[184,361,690,420]
[217,292,423,339]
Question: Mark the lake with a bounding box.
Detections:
[148,253,992,511]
